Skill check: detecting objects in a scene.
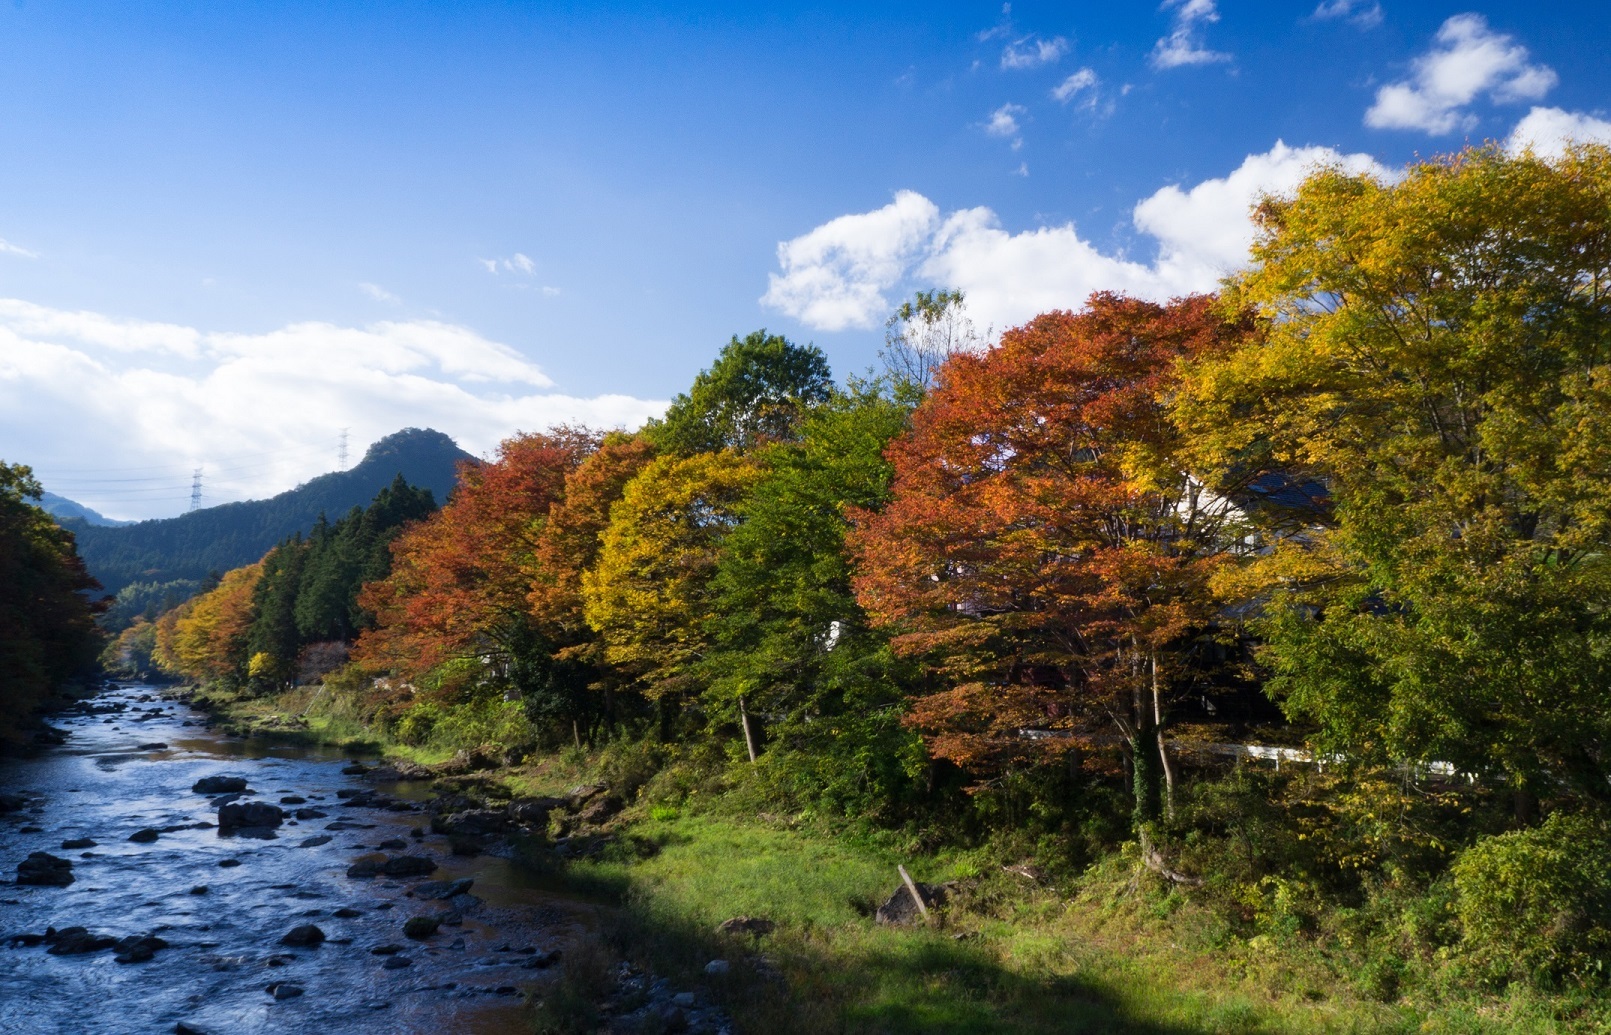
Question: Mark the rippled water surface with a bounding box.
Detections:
[0,684,582,1034]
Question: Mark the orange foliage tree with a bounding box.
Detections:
[850,293,1253,826]
[355,430,597,686]
[157,562,264,686]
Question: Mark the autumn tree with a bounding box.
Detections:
[161,561,264,686]
[1177,145,1611,810]
[582,450,765,705]
[646,330,833,455]
[522,433,657,733]
[356,430,596,689]
[851,294,1253,827]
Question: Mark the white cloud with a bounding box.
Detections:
[984,103,1027,144]
[1313,0,1383,29]
[1151,0,1232,70]
[481,252,539,275]
[1052,68,1099,104]
[762,141,1395,336]
[1506,106,1611,158]
[0,304,666,519]
[0,238,37,259]
[1365,14,1556,134]
[760,190,940,331]
[1001,36,1069,70]
[359,282,401,303]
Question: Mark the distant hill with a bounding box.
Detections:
[39,491,135,527]
[71,428,474,595]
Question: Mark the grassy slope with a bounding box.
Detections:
[183,687,1597,1035]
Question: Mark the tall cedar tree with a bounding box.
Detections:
[851,294,1251,826]
[355,430,596,684]
[1177,145,1611,808]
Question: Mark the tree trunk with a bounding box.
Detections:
[1132,676,1161,830]
[1152,654,1175,821]
[738,695,759,764]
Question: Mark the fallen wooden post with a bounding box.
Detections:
[897,864,929,920]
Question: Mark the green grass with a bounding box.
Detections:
[542,812,1433,1035]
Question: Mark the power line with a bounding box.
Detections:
[189,469,203,513]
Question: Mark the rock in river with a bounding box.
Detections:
[129,828,160,843]
[279,924,326,948]
[410,878,473,901]
[402,916,440,939]
[44,927,116,955]
[192,775,248,795]
[16,852,74,887]
[346,854,436,879]
[217,801,284,832]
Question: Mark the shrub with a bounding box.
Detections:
[1451,811,1611,986]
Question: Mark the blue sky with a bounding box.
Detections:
[3,1,1609,518]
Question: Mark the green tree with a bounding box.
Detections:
[0,461,103,730]
[700,381,926,811]
[1177,144,1611,809]
[646,330,833,455]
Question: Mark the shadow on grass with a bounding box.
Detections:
[516,837,1223,1035]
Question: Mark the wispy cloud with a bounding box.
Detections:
[1052,67,1099,104]
[762,142,1394,335]
[1001,35,1068,70]
[481,252,538,275]
[358,282,401,304]
[984,102,1027,145]
[1313,0,1383,29]
[1365,14,1556,134]
[0,238,38,259]
[1151,0,1232,70]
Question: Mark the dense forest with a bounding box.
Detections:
[147,147,1611,1010]
[74,427,469,600]
[108,476,437,686]
[0,462,104,740]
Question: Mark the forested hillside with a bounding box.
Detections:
[73,427,470,598]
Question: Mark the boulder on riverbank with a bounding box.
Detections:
[16,852,74,887]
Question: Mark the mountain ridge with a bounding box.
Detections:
[71,428,474,595]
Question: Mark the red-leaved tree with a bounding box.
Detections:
[355,429,597,685]
[850,293,1253,827]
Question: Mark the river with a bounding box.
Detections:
[0,683,586,1034]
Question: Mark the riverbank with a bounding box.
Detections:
[0,682,614,1034]
[169,683,1611,1035]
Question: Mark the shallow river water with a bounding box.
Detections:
[0,683,586,1034]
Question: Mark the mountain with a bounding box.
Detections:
[38,491,135,527]
[70,428,474,595]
